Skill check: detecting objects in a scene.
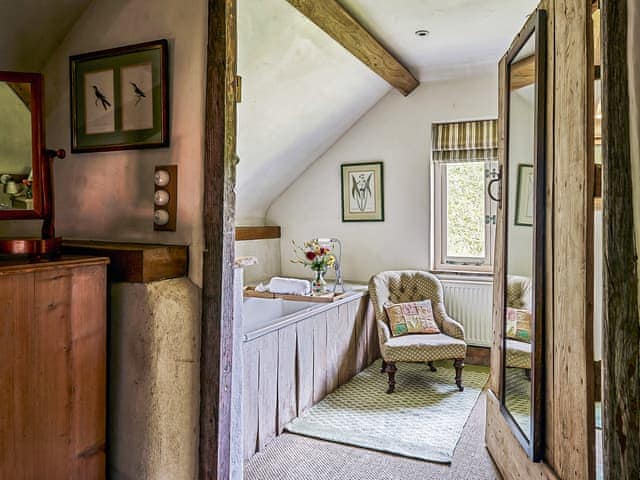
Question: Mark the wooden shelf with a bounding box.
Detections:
[235,226,281,241]
[62,240,187,283]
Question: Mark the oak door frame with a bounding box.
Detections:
[199,0,238,479]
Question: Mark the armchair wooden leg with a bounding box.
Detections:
[385,362,397,394]
[380,360,387,373]
[427,361,437,372]
[453,358,464,392]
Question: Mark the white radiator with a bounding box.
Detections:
[441,279,493,347]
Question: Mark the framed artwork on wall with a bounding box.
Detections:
[515,163,534,226]
[70,39,169,153]
[341,161,384,222]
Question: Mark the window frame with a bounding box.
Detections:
[432,160,497,274]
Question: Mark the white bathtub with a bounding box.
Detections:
[242,297,317,337]
[241,286,367,342]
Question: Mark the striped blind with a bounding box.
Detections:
[432,119,498,163]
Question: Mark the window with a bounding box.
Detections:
[432,120,498,273]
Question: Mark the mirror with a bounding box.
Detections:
[501,9,546,460]
[0,71,46,219]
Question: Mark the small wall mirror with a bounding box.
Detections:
[0,71,46,219]
[501,9,546,460]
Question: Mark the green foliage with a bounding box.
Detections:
[446,162,485,259]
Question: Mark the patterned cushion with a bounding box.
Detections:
[505,339,531,369]
[384,300,440,336]
[506,307,531,342]
[381,333,467,362]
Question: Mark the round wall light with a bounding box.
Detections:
[154,169,170,187]
[154,189,170,206]
[153,209,170,226]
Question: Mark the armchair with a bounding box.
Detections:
[368,270,467,393]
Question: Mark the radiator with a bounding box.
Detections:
[441,279,493,347]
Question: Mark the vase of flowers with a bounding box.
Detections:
[291,239,336,295]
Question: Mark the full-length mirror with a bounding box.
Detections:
[0,72,45,218]
[501,9,546,461]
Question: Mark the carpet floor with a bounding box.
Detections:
[245,393,501,480]
[285,360,489,463]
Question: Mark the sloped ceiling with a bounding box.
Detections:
[236,0,538,223]
[236,0,390,223]
[0,0,93,71]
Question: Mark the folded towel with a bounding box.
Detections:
[269,277,311,296]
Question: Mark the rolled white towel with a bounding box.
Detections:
[269,277,311,296]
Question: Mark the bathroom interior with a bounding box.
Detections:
[0,1,636,480]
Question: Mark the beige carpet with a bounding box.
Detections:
[245,393,501,480]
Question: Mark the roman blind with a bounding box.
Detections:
[432,119,498,163]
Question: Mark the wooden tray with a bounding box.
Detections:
[243,286,347,303]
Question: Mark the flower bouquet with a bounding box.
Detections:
[291,239,336,295]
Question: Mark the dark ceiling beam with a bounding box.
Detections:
[286,0,419,96]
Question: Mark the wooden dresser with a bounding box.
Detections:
[0,256,109,479]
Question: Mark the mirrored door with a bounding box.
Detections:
[500,9,547,461]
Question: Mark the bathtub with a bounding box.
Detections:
[242,285,368,341]
[240,285,380,461]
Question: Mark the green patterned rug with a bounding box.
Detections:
[285,360,489,463]
[504,367,531,435]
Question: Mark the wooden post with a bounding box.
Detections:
[601,1,640,479]
[199,0,238,479]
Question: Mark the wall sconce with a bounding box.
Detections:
[153,165,177,231]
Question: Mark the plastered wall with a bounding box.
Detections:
[0,0,208,286]
[268,71,499,282]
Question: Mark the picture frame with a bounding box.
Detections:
[70,39,169,153]
[341,162,384,222]
[515,163,534,226]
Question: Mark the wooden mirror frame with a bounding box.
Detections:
[0,71,48,222]
[499,8,547,461]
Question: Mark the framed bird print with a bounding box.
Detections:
[70,39,169,153]
[340,162,384,222]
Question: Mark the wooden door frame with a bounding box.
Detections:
[600,1,640,479]
[199,0,238,479]
[486,1,596,479]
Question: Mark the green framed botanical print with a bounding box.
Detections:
[341,162,384,222]
[70,39,169,153]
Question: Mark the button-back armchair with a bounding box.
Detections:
[505,275,532,372]
[368,270,467,393]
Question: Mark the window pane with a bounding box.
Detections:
[446,162,485,259]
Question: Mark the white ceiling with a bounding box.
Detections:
[340,0,540,81]
[0,0,93,71]
[236,0,540,223]
[236,0,390,223]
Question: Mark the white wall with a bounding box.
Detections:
[235,238,281,284]
[2,0,208,285]
[268,71,498,283]
[506,86,535,278]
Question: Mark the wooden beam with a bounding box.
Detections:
[510,55,535,90]
[286,0,419,96]
[601,0,640,478]
[199,0,237,478]
[7,82,31,110]
[235,226,281,241]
